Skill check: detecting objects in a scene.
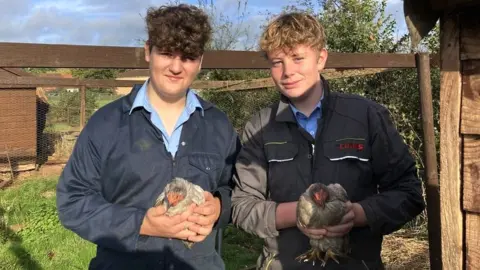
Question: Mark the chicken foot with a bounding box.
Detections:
[295,248,325,266]
[321,248,340,267]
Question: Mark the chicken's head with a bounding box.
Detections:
[164,185,187,209]
[307,183,329,208]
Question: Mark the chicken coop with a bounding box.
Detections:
[405,0,480,269]
[0,68,41,182]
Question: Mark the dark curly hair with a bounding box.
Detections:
[145,4,212,58]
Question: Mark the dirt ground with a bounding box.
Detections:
[382,230,430,270]
[0,164,64,189]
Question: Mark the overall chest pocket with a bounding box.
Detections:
[322,139,372,195]
[187,152,222,191]
[264,142,301,202]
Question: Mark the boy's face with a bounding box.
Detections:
[267,44,327,100]
[144,44,202,99]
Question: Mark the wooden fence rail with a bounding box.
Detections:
[0,42,438,69]
[0,68,393,91]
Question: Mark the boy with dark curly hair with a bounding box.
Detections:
[56,4,240,270]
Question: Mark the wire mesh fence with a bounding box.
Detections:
[0,68,440,189]
[0,86,121,181]
[0,83,280,182]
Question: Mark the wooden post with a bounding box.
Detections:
[439,12,463,270]
[80,85,86,129]
[416,53,442,270]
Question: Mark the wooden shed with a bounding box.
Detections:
[404,0,480,269]
[0,68,38,174]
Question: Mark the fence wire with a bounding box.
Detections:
[1,68,439,188]
[0,85,280,181]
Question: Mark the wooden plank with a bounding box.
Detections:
[0,128,37,139]
[0,42,439,69]
[1,68,34,77]
[0,108,34,117]
[416,53,442,270]
[439,12,463,270]
[0,77,143,88]
[0,143,37,151]
[461,11,480,60]
[0,147,36,159]
[0,115,32,123]
[0,42,148,69]
[0,68,394,92]
[463,135,480,213]
[0,121,36,129]
[461,60,480,134]
[466,213,480,270]
[194,68,392,92]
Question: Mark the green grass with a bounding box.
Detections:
[96,97,117,108]
[0,177,261,270]
[44,123,77,133]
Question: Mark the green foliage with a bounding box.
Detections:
[200,89,280,133]
[70,68,122,80]
[22,68,57,74]
[198,69,271,85]
[46,90,98,129]
[70,68,124,94]
[280,0,396,52]
[320,0,396,53]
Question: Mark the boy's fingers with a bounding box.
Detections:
[152,205,167,216]
[193,203,215,216]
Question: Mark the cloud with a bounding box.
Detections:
[0,0,408,48]
[0,0,169,46]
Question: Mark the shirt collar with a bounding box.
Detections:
[289,90,324,118]
[129,79,204,116]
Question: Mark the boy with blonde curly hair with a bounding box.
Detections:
[231,11,424,270]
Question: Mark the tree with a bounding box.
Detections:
[280,0,396,52]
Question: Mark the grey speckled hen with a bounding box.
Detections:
[155,177,205,248]
[296,183,350,267]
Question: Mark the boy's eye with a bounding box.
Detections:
[183,56,197,61]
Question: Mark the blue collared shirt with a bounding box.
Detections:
[129,80,203,157]
[289,94,323,137]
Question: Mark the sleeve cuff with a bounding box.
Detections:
[357,200,378,234]
[265,201,279,237]
[134,208,149,252]
[213,188,232,229]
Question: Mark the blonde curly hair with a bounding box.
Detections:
[260,12,326,56]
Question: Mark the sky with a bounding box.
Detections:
[0,0,406,50]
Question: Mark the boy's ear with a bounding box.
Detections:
[316,48,328,72]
